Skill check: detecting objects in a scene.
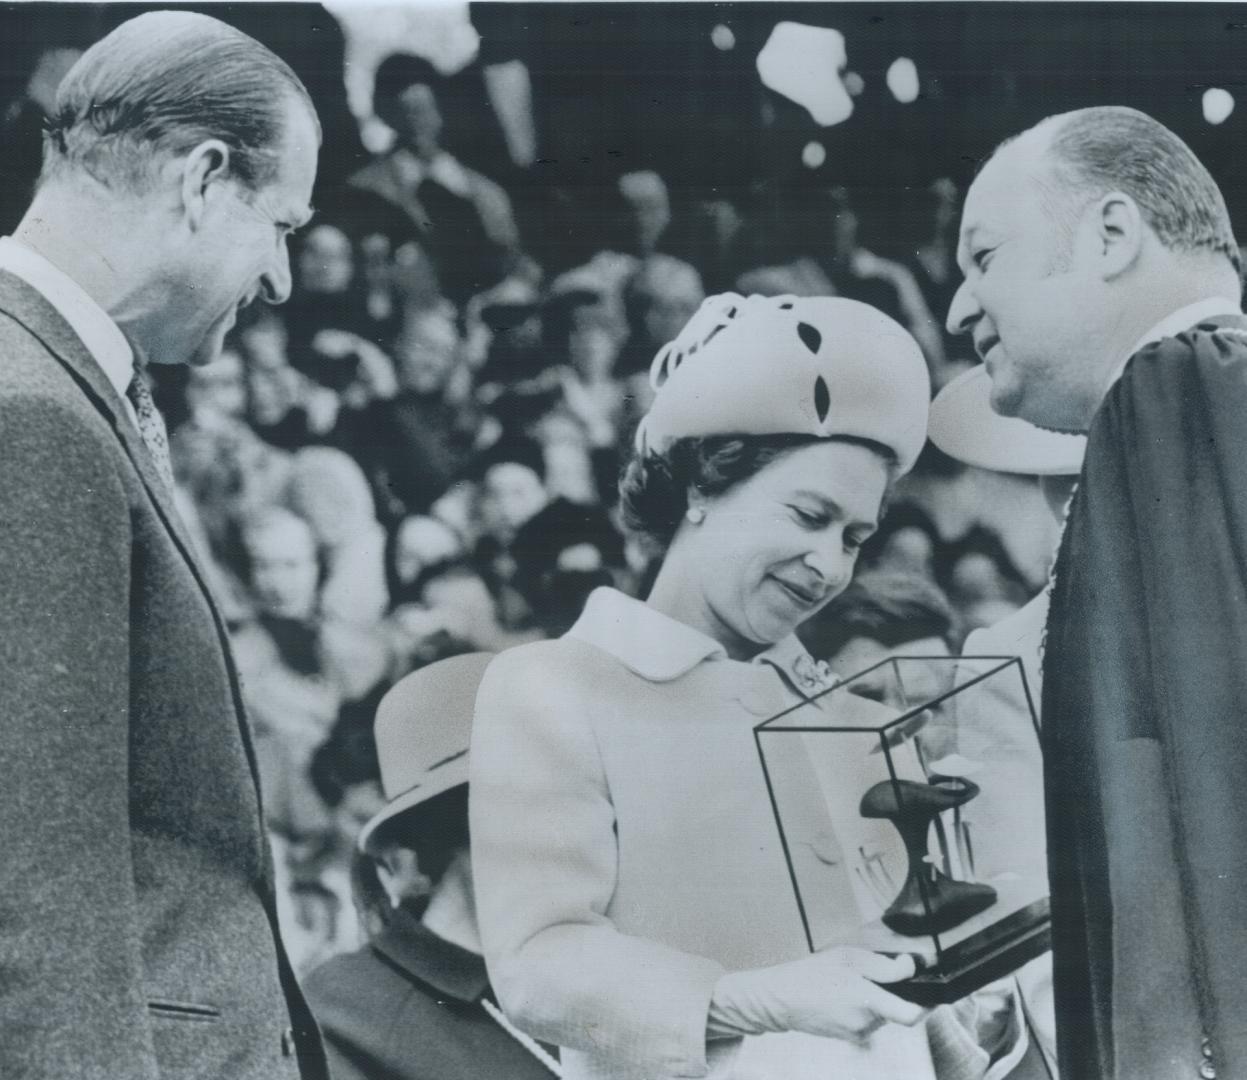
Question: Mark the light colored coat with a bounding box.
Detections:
[471,587,943,1080]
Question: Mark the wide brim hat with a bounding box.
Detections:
[928,365,1085,476]
[634,293,931,475]
[357,651,495,854]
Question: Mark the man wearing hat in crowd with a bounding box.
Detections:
[946,105,1245,1080]
[929,365,1088,1080]
[303,652,561,1080]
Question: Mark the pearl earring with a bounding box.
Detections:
[686,506,706,525]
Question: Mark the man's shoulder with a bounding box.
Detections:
[1140,313,1247,359]
[303,945,395,999]
[1121,315,1247,396]
[0,318,96,407]
[0,318,120,463]
[303,944,444,1033]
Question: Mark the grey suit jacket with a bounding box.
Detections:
[0,272,328,1080]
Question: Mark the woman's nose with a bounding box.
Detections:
[804,546,850,590]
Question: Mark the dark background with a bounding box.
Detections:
[4,3,1247,255]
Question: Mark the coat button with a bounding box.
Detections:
[281,1027,295,1058]
[1199,1060,1216,1079]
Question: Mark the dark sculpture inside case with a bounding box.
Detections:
[859,776,998,936]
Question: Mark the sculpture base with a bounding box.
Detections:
[882,870,998,935]
[876,897,1051,1006]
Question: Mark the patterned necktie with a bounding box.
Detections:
[126,369,175,491]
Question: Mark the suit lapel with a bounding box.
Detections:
[0,272,219,608]
[0,271,269,811]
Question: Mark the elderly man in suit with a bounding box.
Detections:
[946,105,1245,1080]
[0,12,327,1080]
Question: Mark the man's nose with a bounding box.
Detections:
[945,278,981,337]
[261,244,293,306]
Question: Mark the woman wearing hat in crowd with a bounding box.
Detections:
[470,293,1027,1078]
[304,652,561,1079]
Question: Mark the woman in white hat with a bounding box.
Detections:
[470,294,1018,1078]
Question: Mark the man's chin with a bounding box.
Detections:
[995,383,1087,434]
[189,316,233,368]
[987,378,1025,419]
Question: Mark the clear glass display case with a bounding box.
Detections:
[754,655,1050,1005]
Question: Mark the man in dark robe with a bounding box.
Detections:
[946,105,1245,1080]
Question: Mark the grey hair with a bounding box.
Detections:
[1030,106,1238,272]
[42,10,318,194]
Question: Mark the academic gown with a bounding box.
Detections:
[1043,314,1247,1080]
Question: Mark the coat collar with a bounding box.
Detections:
[371,905,490,1004]
[567,587,832,694]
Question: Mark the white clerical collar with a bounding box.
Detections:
[0,236,136,409]
[567,586,815,684]
[1105,296,1242,393]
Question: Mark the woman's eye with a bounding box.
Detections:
[973,247,995,270]
[790,506,825,528]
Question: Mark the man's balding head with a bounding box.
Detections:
[1015,106,1238,273]
[947,106,1241,433]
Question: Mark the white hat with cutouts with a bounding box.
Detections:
[635,292,930,474]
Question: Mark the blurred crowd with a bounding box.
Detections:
[6,11,1060,974]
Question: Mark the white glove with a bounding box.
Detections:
[708,947,927,1046]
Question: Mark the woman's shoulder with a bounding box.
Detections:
[479,634,623,701]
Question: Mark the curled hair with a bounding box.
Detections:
[619,433,894,550]
[1034,106,1239,272]
[43,11,317,193]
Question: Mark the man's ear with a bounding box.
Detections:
[1090,191,1144,281]
[179,138,233,230]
